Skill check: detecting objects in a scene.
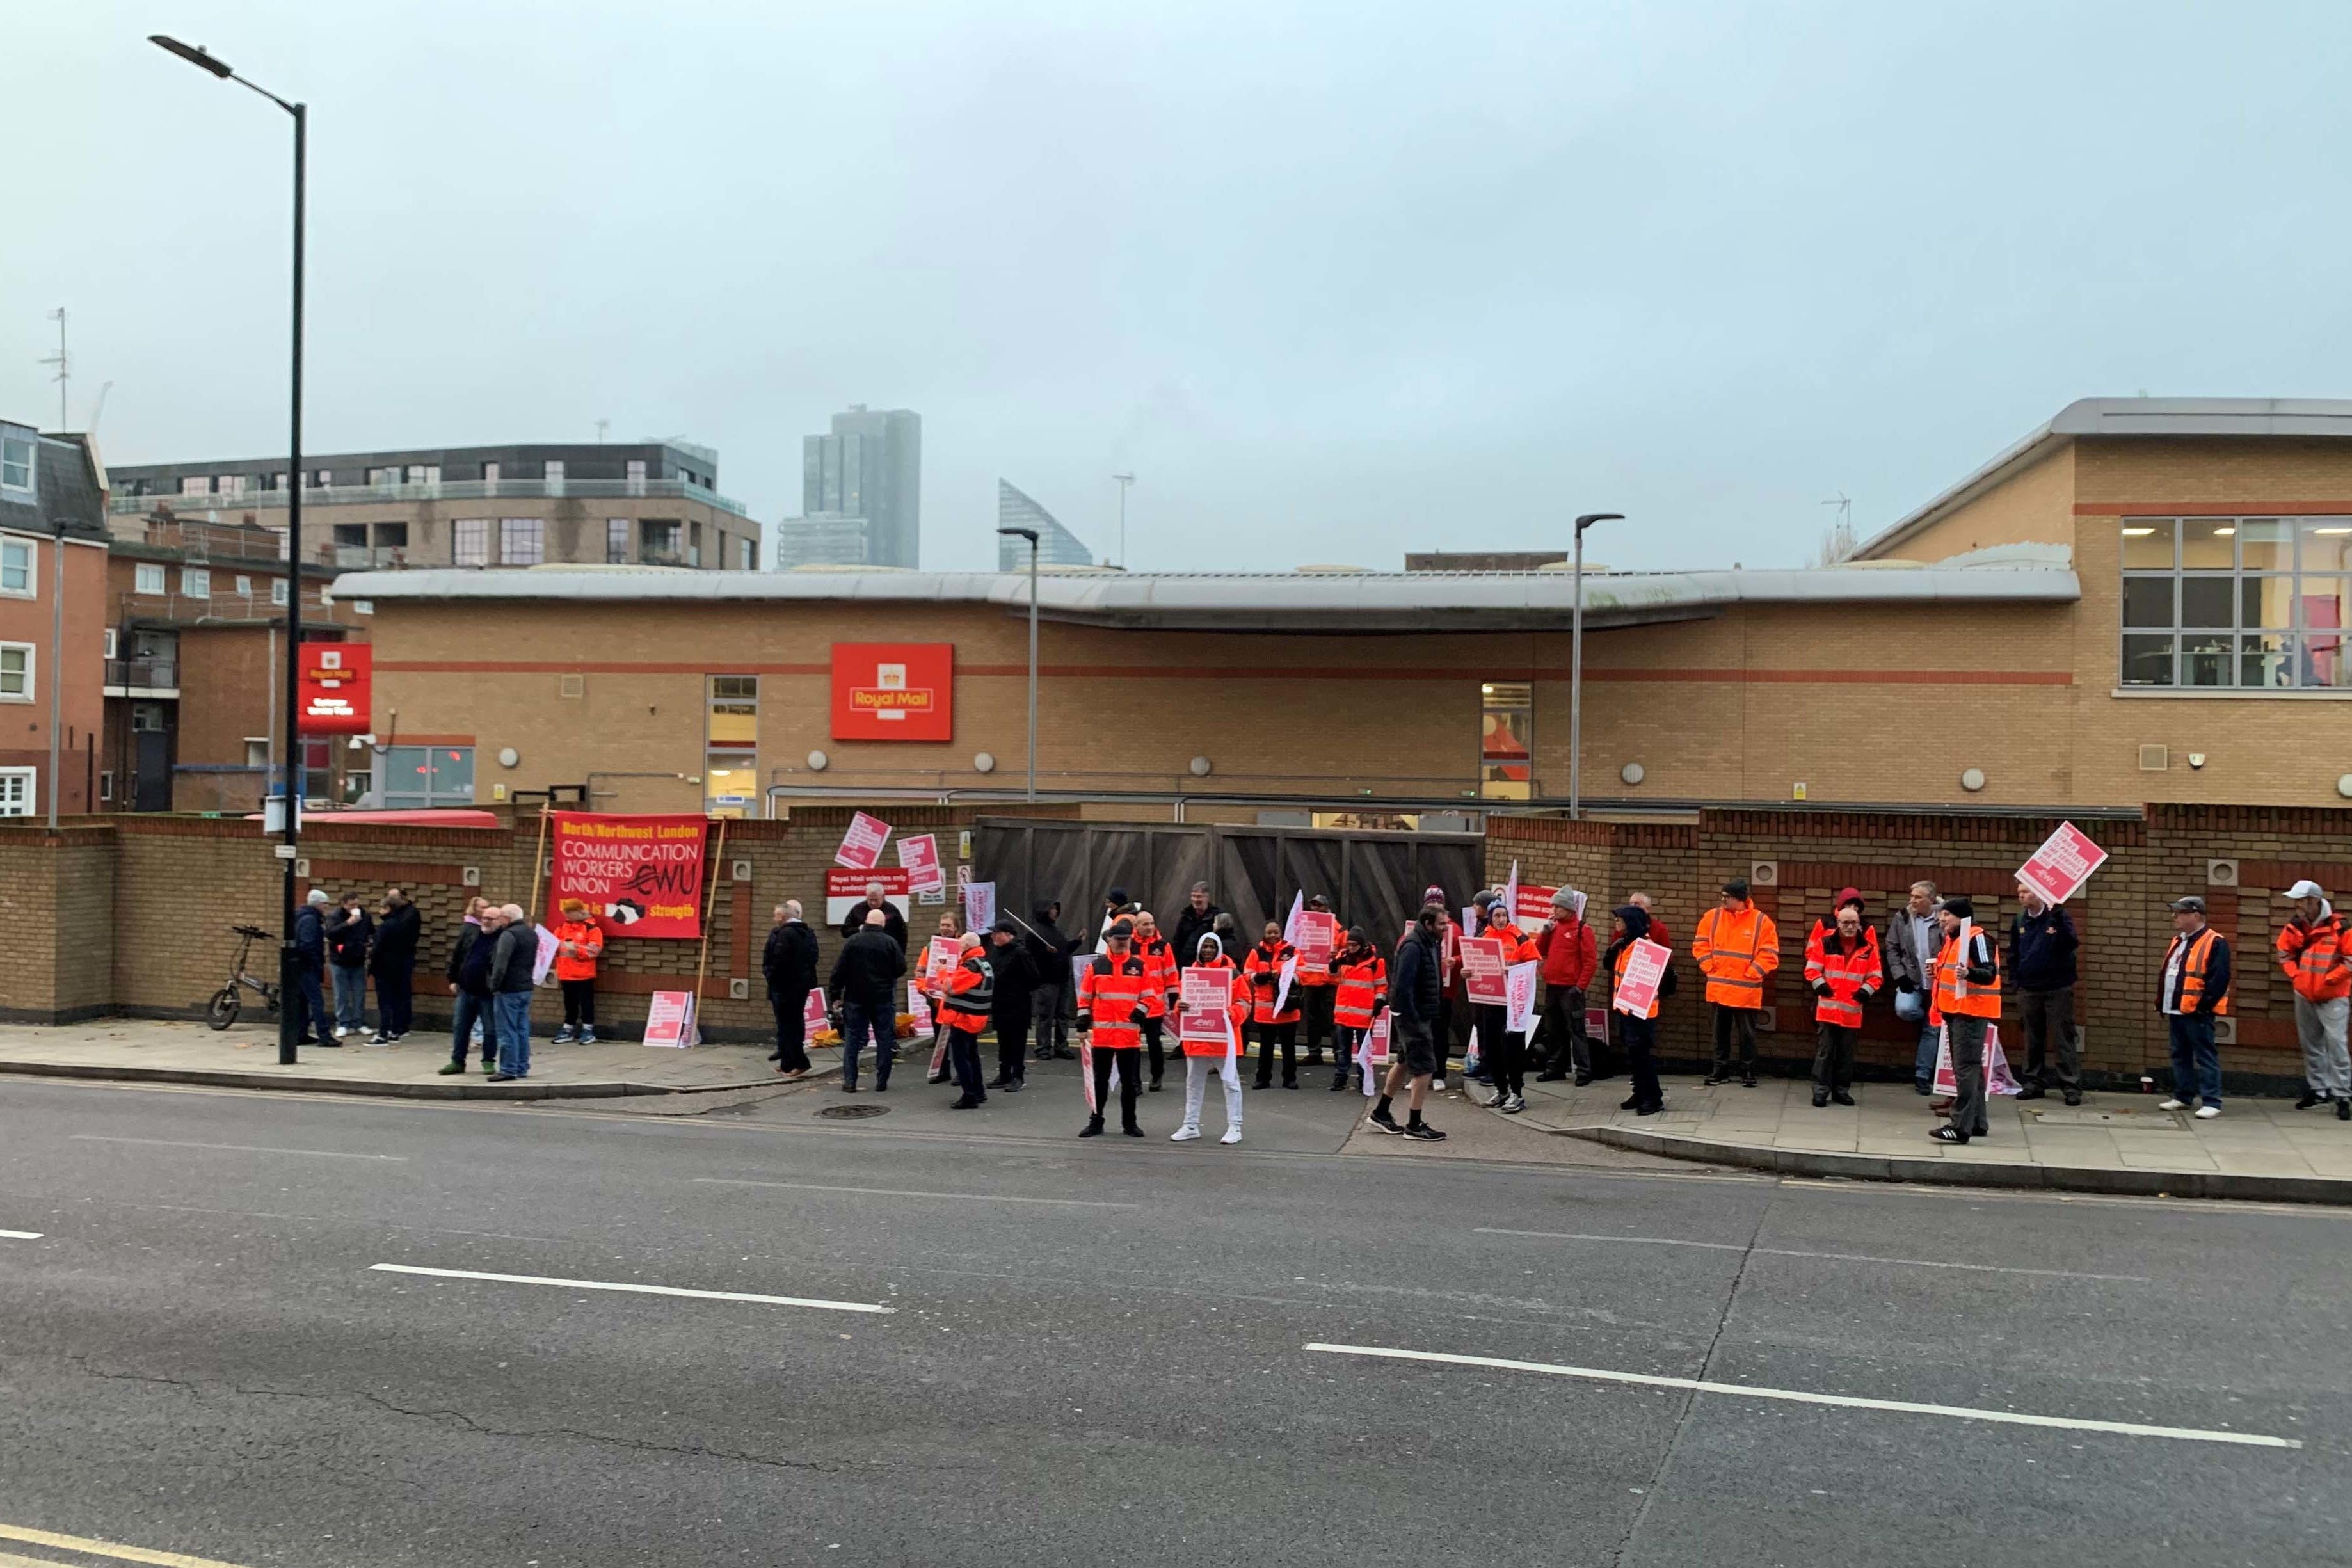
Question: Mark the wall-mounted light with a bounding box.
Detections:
[1960,767,1987,792]
[1620,762,1644,786]
[1189,755,1213,777]
[973,751,996,774]
[2187,753,2207,770]
[806,749,829,772]
[497,746,520,769]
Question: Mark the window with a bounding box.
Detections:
[367,467,397,488]
[102,628,117,659]
[0,768,34,817]
[134,563,166,595]
[332,523,369,549]
[181,568,211,598]
[0,643,33,702]
[131,702,165,733]
[235,575,252,596]
[218,475,247,498]
[245,739,271,769]
[627,459,647,493]
[2120,516,2352,689]
[406,464,440,486]
[481,461,500,486]
[1479,680,1532,799]
[0,436,32,492]
[271,577,290,607]
[267,473,286,492]
[642,520,681,560]
[453,518,490,566]
[543,460,564,484]
[0,538,31,596]
[300,738,332,803]
[499,518,544,566]
[689,521,703,567]
[380,744,474,809]
[352,600,375,616]
[739,536,756,571]
[179,476,211,497]
[706,675,758,817]
[372,522,408,548]
[99,769,112,803]
[607,518,632,564]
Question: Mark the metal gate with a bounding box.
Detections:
[972,817,1484,948]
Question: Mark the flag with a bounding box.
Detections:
[1503,860,1519,925]
[1282,890,1304,946]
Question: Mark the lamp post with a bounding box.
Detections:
[1568,513,1622,819]
[152,34,308,1066]
[1111,472,1135,568]
[996,526,1041,799]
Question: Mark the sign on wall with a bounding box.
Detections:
[296,641,371,735]
[831,643,954,742]
[545,812,709,940]
[826,867,909,927]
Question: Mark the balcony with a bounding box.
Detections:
[112,475,750,521]
[330,545,407,570]
[104,658,179,698]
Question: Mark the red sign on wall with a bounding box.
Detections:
[831,643,954,742]
[296,641,371,734]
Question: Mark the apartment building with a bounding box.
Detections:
[0,421,109,819]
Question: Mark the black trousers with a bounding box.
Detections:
[1812,1021,1857,1094]
[2019,986,2081,1091]
[560,978,596,1029]
[1251,1020,1297,1086]
[1712,1004,1759,1074]
[948,1027,987,1101]
[1620,1012,1663,1109]
[771,987,811,1072]
[995,1010,1030,1080]
[1143,1016,1169,1085]
[1032,981,1069,1057]
[374,968,413,1037]
[1539,986,1596,1076]
[1436,994,1457,1074]
[1300,985,1336,1061]
[1090,1044,1142,1125]
[1475,1004,1523,1095]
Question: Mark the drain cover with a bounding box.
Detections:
[2027,1106,2184,1129]
[817,1103,891,1121]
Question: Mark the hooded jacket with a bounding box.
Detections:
[1604,904,1662,1020]
[1391,922,1443,1025]
[763,917,820,996]
[1024,905,1073,976]
[370,902,421,978]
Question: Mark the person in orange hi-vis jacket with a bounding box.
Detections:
[1693,876,1779,1088]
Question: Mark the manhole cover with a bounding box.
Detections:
[2027,1107,2184,1129]
[817,1103,891,1121]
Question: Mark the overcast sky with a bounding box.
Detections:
[6,2,2348,572]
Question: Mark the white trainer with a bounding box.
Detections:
[2194,1104,2221,1119]
[2158,1098,2189,1111]
[1170,1125,1202,1142]
[1219,1126,1242,1145]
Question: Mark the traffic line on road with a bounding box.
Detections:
[692,1177,1135,1208]
[0,1230,40,1240]
[1304,1343,2299,1448]
[70,1135,406,1162]
[366,1263,894,1314]
[1474,1227,2149,1283]
[0,1519,256,1566]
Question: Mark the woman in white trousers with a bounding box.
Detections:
[1172,934,1246,1145]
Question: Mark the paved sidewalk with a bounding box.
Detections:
[1484,1069,2352,1202]
[0,1017,831,1100]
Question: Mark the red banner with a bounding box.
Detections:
[296,641,371,735]
[831,643,954,742]
[546,812,708,939]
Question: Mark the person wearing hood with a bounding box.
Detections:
[2010,879,2083,1105]
[1172,883,1222,976]
[1327,924,1388,1091]
[1171,932,1247,1144]
[1803,890,1882,1107]
[1095,886,1134,953]
[1025,901,1078,1062]
[986,918,1040,1091]
[1604,904,1667,1116]
[2278,880,2352,1117]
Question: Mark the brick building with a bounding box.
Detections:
[0,420,109,818]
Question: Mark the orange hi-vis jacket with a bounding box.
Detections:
[2278,914,2351,1004]
[938,952,996,1034]
[1244,940,1301,1025]
[1135,936,1178,1018]
[2161,926,2232,1016]
[1693,904,1779,1009]
[552,918,604,982]
[1330,947,1388,1029]
[1804,921,1884,1028]
[1078,951,1151,1050]
[1612,941,1663,1020]
[1178,953,1248,1058]
[1932,929,2002,1021]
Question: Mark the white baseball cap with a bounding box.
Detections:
[2287,879,2328,900]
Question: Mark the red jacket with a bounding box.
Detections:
[1537,917,1597,989]
[552,918,603,982]
[2279,915,2352,1003]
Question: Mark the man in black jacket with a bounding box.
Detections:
[325,892,373,1040]
[1367,907,1446,1141]
[764,899,820,1078]
[293,889,330,1046]
[1025,901,1076,1061]
[1171,884,1222,975]
[440,896,496,1075]
[828,908,908,1092]
[838,881,908,950]
[367,888,422,1045]
[987,918,1040,1091]
[486,903,539,1082]
[2009,879,2082,1105]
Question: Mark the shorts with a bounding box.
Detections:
[1393,1017,1437,1078]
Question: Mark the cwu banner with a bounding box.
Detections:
[546,812,710,940]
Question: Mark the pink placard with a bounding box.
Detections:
[897,833,944,893]
[802,989,829,1034]
[1460,936,1508,1005]
[834,811,893,870]
[643,989,697,1048]
[1612,938,1672,1016]
[1179,967,1235,1045]
[1295,910,1338,968]
[2017,822,2108,905]
[922,936,960,996]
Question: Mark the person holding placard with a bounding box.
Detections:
[1132,911,1180,1092]
[1473,893,1538,1112]
[1171,933,1247,1144]
[1244,921,1303,1090]
[1928,897,2001,1144]
[1534,887,1601,1084]
[1695,877,1778,1089]
[2010,880,2083,1105]
[1295,893,1340,1066]
[1605,904,1668,1116]
[1327,925,1388,1091]
[1076,919,1151,1137]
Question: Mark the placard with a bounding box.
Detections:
[1295,910,1338,969]
[825,867,909,927]
[547,812,708,940]
[1179,967,1235,1046]
[1612,938,1672,1016]
[897,833,945,893]
[1514,883,1558,926]
[1357,1011,1393,1098]
[909,981,934,1039]
[924,936,960,996]
[963,880,996,934]
[531,924,559,986]
[643,989,698,1048]
[802,989,830,1035]
[1504,960,1539,1034]
[1460,936,1508,1005]
[834,811,892,870]
[2017,821,2108,906]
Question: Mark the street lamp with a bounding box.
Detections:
[1569,513,1622,819]
[152,34,308,1066]
[1111,472,1135,568]
[996,526,1041,799]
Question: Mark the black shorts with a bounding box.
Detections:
[1393,1018,1437,1078]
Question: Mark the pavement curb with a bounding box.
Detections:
[1562,1123,2352,1206]
[0,1057,831,1103]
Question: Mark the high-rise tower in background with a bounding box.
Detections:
[779,405,921,570]
[996,481,1097,568]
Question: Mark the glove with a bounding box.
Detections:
[1255,970,1277,990]
[1894,975,1917,994]
[1859,985,1877,1000]
[1372,997,1388,1016]
[1130,1004,1151,1026]
[1811,980,1830,997]
[1074,1011,1093,1033]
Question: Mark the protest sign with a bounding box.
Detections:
[531,924,559,986]
[825,867,909,927]
[1272,954,1299,1018]
[924,936,960,996]
[897,833,945,893]
[643,989,698,1048]
[2018,821,2108,906]
[1612,938,1673,1015]
[963,880,997,934]
[1514,883,1558,926]
[909,980,934,1037]
[1505,961,1539,1034]
[834,811,892,870]
[1933,1025,2021,1098]
[547,812,708,940]
[1295,910,1338,970]
[1460,936,1508,1005]
[802,989,830,1036]
[1179,967,1235,1047]
[1357,1011,1393,1098]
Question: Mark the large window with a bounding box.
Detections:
[607,518,632,564]
[2122,516,2352,689]
[499,518,544,566]
[643,519,682,562]
[1480,680,1532,799]
[0,643,33,702]
[380,745,475,809]
[453,518,490,566]
[0,538,32,596]
[706,675,757,817]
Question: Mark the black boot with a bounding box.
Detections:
[1080,1116,1105,1138]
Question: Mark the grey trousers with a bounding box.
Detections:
[2294,996,2352,1096]
[2018,986,2081,1091]
[1944,1013,1989,1137]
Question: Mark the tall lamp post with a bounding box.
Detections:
[1111,472,1135,568]
[996,526,1040,799]
[1568,513,1622,819]
[152,35,308,1065]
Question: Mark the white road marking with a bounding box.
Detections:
[0,1230,41,1240]
[0,1519,258,1566]
[1304,1343,2299,1448]
[69,1135,406,1162]
[366,1263,893,1314]
[693,1177,1135,1209]
[1474,1227,2148,1283]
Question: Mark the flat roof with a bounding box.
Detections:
[1855,397,2352,561]
[338,548,2077,632]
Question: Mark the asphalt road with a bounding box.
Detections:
[1,1059,2348,1568]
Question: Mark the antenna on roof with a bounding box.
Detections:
[40,308,68,431]
[594,418,609,444]
[1817,491,1856,566]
